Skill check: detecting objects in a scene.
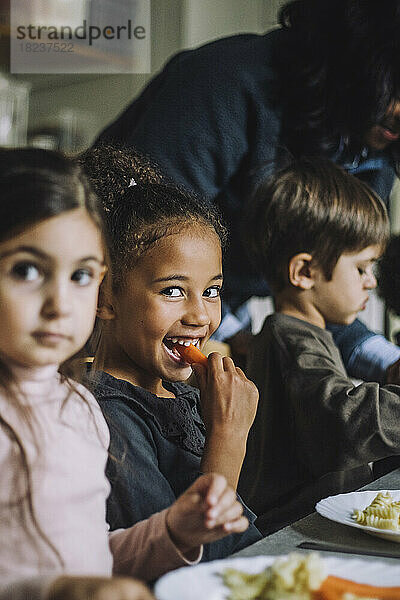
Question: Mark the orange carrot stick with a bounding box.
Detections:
[315,575,400,600]
[174,343,208,366]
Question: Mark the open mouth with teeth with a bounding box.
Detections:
[163,337,201,364]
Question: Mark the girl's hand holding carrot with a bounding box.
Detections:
[192,353,259,489]
[193,352,258,434]
[166,473,248,558]
[46,575,154,600]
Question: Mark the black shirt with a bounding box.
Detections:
[91,371,261,561]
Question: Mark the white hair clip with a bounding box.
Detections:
[128,177,137,187]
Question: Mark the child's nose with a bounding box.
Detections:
[41,279,72,318]
[365,272,377,289]
[182,297,211,327]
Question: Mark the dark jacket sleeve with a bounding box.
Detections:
[102,401,261,561]
[283,328,400,476]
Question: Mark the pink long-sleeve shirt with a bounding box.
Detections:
[0,364,200,599]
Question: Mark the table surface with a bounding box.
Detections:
[234,468,400,565]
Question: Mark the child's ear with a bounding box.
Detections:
[288,253,315,290]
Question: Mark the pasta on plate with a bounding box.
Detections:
[352,491,400,531]
[221,553,391,600]
[222,553,324,600]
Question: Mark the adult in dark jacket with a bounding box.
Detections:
[97,0,400,383]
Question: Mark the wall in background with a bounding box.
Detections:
[182,0,283,48]
[26,0,285,148]
[27,0,183,146]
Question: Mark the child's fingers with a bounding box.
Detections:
[203,472,229,507]
[208,353,247,376]
[205,486,239,525]
[207,352,239,377]
[207,496,244,527]
[203,515,249,539]
[187,473,227,507]
[206,351,224,374]
[235,366,247,378]
[192,363,207,389]
[222,515,249,533]
[222,355,236,372]
[186,491,203,507]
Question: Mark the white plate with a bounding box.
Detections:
[316,489,400,542]
[154,554,400,600]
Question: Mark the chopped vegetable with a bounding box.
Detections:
[222,554,400,600]
[174,343,208,366]
[316,575,400,600]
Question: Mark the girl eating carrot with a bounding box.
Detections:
[81,144,261,561]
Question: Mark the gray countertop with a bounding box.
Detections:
[234,468,400,565]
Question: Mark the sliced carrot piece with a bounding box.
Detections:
[312,588,338,600]
[174,343,208,366]
[316,575,400,600]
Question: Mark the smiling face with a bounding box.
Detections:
[311,245,381,326]
[0,208,105,369]
[365,99,400,150]
[101,224,222,395]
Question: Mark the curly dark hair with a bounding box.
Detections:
[79,141,164,210]
[274,0,400,172]
[105,183,227,290]
[81,144,227,290]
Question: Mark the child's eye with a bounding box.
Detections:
[203,285,221,299]
[161,287,184,298]
[71,268,94,286]
[11,262,41,282]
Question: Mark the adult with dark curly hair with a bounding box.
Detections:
[97,0,400,383]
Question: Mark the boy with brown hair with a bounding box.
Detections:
[238,158,400,535]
